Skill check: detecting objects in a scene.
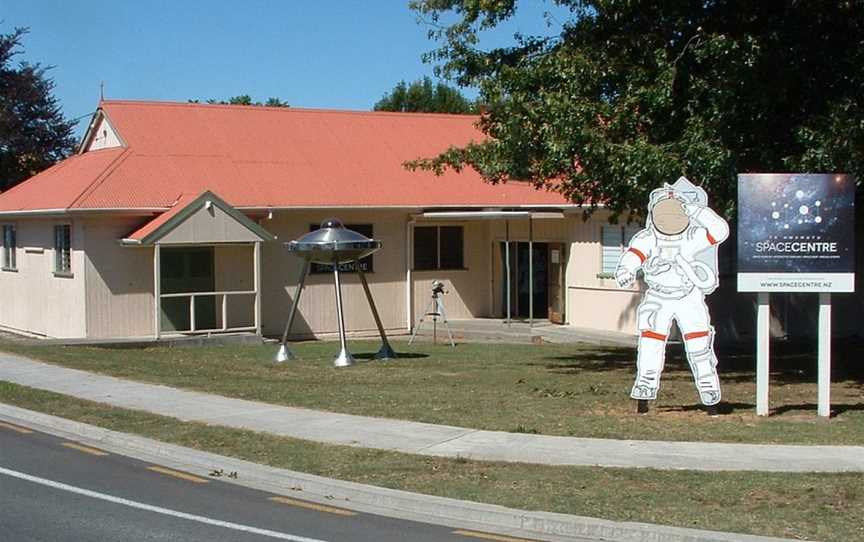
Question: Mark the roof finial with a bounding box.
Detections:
[100,81,104,102]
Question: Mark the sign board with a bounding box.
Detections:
[737,174,855,292]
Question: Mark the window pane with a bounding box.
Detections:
[54,225,71,273]
[413,226,437,270]
[62,225,71,272]
[601,226,623,274]
[3,225,13,269]
[438,226,464,269]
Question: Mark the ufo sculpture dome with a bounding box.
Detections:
[287,218,382,265]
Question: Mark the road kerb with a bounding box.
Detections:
[0,403,800,542]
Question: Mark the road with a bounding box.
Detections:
[0,422,541,542]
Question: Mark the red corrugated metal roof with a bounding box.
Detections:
[0,100,571,212]
[124,193,194,241]
[0,148,127,212]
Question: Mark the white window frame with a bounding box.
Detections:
[2,223,16,271]
[53,223,73,277]
[600,224,641,276]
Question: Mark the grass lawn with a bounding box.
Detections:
[1,381,861,542]
[0,338,862,445]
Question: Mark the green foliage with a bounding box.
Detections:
[190,95,290,107]
[374,76,477,114]
[408,1,864,218]
[0,27,76,191]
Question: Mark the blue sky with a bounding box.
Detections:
[1,1,571,138]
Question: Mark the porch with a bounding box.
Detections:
[408,210,573,330]
[121,191,276,339]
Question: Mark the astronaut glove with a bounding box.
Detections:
[683,202,704,219]
[615,268,635,288]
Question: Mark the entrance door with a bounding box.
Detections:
[160,247,217,332]
[516,242,548,319]
[548,244,566,324]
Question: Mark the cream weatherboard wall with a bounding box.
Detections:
[83,216,155,338]
[82,114,123,151]
[0,218,87,338]
[565,211,641,334]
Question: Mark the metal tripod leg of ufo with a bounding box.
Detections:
[275,260,311,362]
[356,267,396,360]
[332,265,356,367]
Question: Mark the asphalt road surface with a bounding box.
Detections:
[0,422,543,542]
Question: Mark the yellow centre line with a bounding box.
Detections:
[147,466,209,484]
[61,442,109,456]
[453,530,540,542]
[0,421,33,434]
[269,496,356,517]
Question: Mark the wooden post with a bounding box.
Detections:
[528,215,534,327]
[756,292,770,416]
[153,244,161,339]
[505,220,511,326]
[254,241,262,336]
[818,292,832,417]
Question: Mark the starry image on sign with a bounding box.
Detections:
[738,174,855,273]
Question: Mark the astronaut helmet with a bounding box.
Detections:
[646,177,706,236]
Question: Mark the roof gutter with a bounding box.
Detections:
[235,203,590,212]
[415,210,567,220]
[0,208,168,218]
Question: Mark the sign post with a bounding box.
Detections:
[818,292,832,417]
[756,292,770,416]
[737,174,855,417]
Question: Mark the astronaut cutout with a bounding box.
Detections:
[615,177,729,415]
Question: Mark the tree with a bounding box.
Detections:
[374,77,477,114]
[190,95,290,107]
[407,1,864,218]
[0,27,76,191]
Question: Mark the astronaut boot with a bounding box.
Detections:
[631,333,666,408]
[685,336,722,411]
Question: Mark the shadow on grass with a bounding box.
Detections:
[661,402,755,415]
[352,352,430,360]
[771,402,864,416]
[538,347,636,373]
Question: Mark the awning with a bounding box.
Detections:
[416,210,565,220]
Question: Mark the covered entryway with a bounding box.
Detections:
[121,191,276,338]
[500,241,566,323]
[409,210,568,330]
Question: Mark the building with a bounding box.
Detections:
[1,100,856,341]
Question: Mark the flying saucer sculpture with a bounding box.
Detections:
[275,218,396,367]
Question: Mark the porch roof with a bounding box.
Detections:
[122,190,276,245]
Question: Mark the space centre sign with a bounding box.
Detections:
[737,173,855,293]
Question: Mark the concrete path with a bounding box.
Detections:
[419,319,639,347]
[1,353,862,473]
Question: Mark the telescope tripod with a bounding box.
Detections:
[408,292,455,347]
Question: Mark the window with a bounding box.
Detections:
[600,225,640,275]
[309,223,374,274]
[54,224,71,275]
[2,224,16,270]
[414,225,464,270]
